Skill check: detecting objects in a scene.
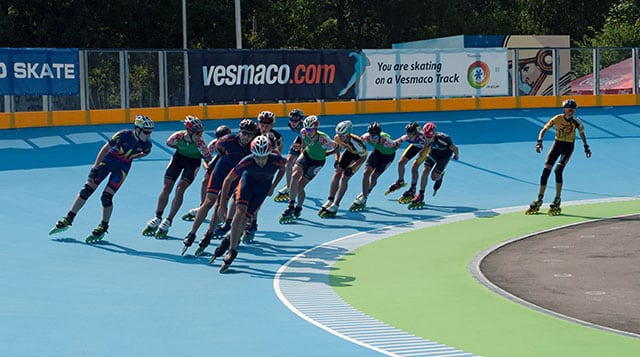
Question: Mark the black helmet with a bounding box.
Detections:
[562,99,577,109]
[368,122,382,136]
[289,109,304,120]
[239,119,258,134]
[215,125,232,139]
[405,121,419,134]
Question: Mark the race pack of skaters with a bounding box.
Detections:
[49,101,591,272]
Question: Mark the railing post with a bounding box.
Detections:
[120,50,130,109]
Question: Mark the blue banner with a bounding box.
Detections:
[0,48,80,95]
[188,49,359,104]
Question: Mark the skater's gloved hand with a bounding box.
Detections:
[88,167,98,180]
[344,167,353,176]
[334,161,339,168]
[535,140,543,153]
[584,144,591,158]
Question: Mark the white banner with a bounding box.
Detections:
[357,48,509,99]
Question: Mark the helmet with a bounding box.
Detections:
[336,120,353,136]
[405,121,419,134]
[215,125,232,139]
[250,135,272,157]
[423,122,436,139]
[258,111,276,124]
[184,115,204,134]
[303,115,319,129]
[367,122,382,136]
[562,99,577,109]
[289,109,304,120]
[134,115,154,129]
[239,119,258,134]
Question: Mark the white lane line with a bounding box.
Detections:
[275,197,640,355]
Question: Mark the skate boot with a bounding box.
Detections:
[274,186,289,202]
[209,236,231,265]
[548,197,562,216]
[154,218,172,239]
[294,206,302,218]
[433,172,444,196]
[525,199,543,215]
[321,203,338,218]
[407,193,425,210]
[194,231,214,256]
[213,220,232,239]
[318,199,333,217]
[349,194,367,212]
[142,217,161,236]
[181,207,198,221]
[49,216,72,235]
[181,232,196,255]
[279,206,296,224]
[385,180,407,195]
[398,187,416,204]
[242,220,258,244]
[86,222,108,243]
[219,248,238,273]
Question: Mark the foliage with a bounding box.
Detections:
[0,0,623,49]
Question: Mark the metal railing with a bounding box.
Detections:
[2,47,638,113]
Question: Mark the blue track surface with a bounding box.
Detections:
[1,106,638,356]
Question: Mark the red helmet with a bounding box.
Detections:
[423,122,436,139]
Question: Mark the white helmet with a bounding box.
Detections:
[250,135,272,157]
[184,115,204,134]
[303,115,319,129]
[134,115,154,129]
[336,120,352,136]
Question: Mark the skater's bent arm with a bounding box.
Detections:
[92,143,110,168]
[451,144,459,160]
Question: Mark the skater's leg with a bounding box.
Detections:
[99,188,115,224]
[396,156,408,184]
[154,177,176,218]
[295,176,310,208]
[361,166,374,198]
[68,181,99,218]
[165,179,191,222]
[334,173,351,206]
[553,163,565,199]
[189,192,216,235]
[229,205,249,251]
[328,168,341,201]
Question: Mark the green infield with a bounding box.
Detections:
[331,200,640,357]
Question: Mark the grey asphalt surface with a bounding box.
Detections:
[481,214,640,336]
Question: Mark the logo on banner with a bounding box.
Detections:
[467,61,490,89]
[338,51,370,97]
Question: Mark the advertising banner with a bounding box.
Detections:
[357,48,509,99]
[189,49,358,104]
[0,48,79,95]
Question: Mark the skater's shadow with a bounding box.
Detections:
[253,230,302,242]
[51,237,208,266]
[239,241,313,258]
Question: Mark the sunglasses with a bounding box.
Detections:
[290,116,302,122]
[259,121,273,125]
[370,135,380,139]
[240,130,253,136]
[304,127,316,132]
[142,129,152,135]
